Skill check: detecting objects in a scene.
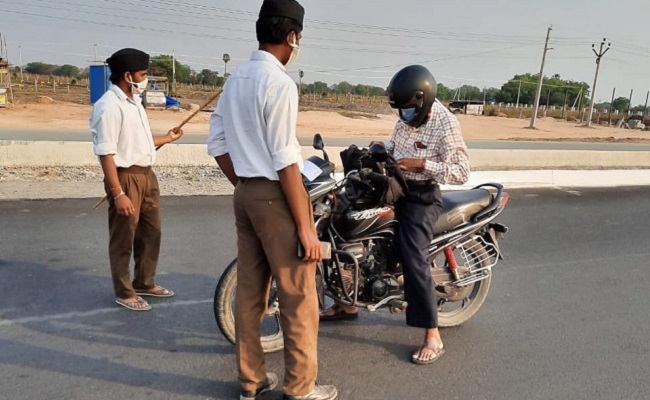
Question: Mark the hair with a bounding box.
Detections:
[109,70,137,85]
[256,16,302,45]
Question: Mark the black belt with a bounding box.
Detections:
[117,166,152,174]
[239,177,271,184]
[406,179,434,186]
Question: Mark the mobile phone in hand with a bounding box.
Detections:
[297,241,331,260]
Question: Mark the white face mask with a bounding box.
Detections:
[286,33,301,65]
[127,75,148,95]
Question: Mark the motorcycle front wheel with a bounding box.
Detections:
[213,259,285,353]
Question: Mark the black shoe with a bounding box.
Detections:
[283,384,338,400]
[240,373,278,400]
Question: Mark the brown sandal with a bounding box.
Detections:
[319,304,359,321]
[135,286,175,298]
[115,296,151,311]
[411,342,445,365]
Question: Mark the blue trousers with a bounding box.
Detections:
[395,184,442,329]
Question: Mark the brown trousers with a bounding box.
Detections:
[105,167,162,300]
[233,178,319,396]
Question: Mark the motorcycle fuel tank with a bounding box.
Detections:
[332,206,397,241]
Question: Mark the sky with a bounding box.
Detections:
[2,0,650,103]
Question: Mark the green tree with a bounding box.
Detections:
[367,85,386,96]
[456,85,483,101]
[436,83,453,102]
[331,81,354,94]
[312,81,330,95]
[53,64,81,77]
[496,74,537,105]
[149,55,192,84]
[24,62,57,75]
[496,73,588,107]
[484,87,500,103]
[78,67,90,79]
[612,97,630,112]
[195,69,223,87]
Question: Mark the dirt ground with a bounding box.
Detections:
[2,100,650,143]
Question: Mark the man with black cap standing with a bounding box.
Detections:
[208,1,337,399]
[90,48,183,311]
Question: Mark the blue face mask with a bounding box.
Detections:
[398,107,417,123]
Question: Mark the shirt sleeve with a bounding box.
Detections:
[207,98,228,157]
[264,80,302,172]
[423,116,470,185]
[90,102,121,156]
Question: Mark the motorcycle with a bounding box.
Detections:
[214,134,510,353]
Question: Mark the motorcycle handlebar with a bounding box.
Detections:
[360,170,390,186]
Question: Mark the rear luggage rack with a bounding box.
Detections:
[453,235,499,287]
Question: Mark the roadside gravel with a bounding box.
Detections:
[0,166,234,200]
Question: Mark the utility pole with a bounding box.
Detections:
[627,89,633,119]
[515,80,521,109]
[530,26,552,128]
[298,69,304,98]
[586,38,611,127]
[18,45,23,82]
[644,91,649,121]
[576,85,584,122]
[608,87,615,126]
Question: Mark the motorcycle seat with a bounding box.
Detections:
[433,189,492,234]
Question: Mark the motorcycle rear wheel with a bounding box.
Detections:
[436,239,492,327]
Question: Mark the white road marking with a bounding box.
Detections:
[0,299,213,327]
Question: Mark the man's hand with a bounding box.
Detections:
[278,164,322,263]
[298,228,322,263]
[398,158,426,172]
[167,127,184,143]
[115,195,135,216]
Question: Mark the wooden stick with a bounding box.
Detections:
[93,90,223,209]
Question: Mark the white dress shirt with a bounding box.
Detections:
[207,50,303,181]
[90,85,156,168]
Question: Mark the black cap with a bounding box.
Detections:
[259,0,305,28]
[106,48,150,75]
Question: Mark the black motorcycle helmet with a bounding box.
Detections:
[387,65,437,128]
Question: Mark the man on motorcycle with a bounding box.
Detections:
[321,65,469,365]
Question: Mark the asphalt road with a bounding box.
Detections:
[2,129,650,151]
[1,188,650,400]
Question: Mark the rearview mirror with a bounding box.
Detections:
[313,134,324,150]
[369,143,388,162]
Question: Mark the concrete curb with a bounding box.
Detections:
[3,140,650,169]
[1,140,650,190]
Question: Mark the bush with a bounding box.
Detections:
[484,106,498,116]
